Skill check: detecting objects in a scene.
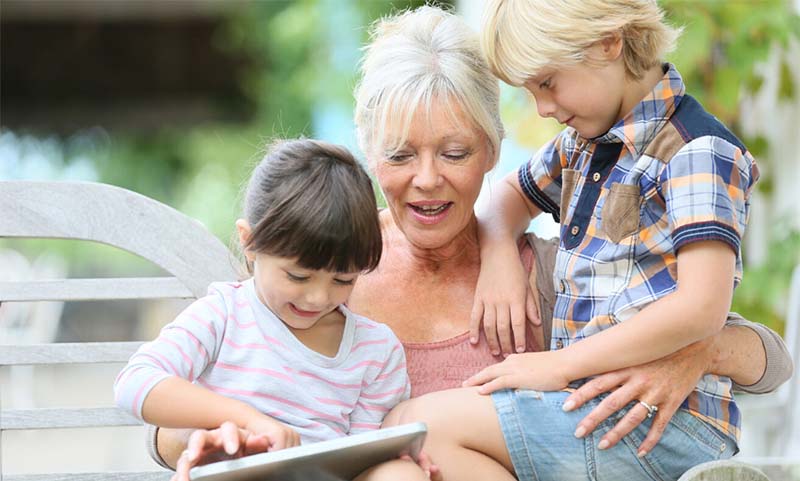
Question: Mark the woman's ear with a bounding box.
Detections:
[235,219,256,262]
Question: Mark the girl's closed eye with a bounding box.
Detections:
[333,276,357,286]
[286,271,310,282]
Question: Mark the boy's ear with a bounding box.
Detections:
[599,31,624,61]
[235,219,256,262]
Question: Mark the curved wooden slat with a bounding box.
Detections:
[0,181,243,297]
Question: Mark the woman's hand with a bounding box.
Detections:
[171,422,271,481]
[470,241,540,356]
[562,338,712,457]
[462,351,570,394]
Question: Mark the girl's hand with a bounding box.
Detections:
[400,450,442,480]
[462,351,569,394]
[245,415,301,452]
[470,241,540,356]
[171,422,270,481]
[562,339,710,457]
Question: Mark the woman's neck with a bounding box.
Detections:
[383,213,481,275]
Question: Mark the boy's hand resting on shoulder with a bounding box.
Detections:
[470,239,540,356]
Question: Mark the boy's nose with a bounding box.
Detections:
[536,97,557,118]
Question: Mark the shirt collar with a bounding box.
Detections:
[593,63,686,156]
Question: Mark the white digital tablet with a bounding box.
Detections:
[189,422,427,481]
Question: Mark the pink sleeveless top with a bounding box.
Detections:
[403,237,555,398]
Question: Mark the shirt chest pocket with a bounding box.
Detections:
[601,183,641,243]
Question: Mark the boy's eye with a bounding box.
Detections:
[286,272,309,282]
[539,77,552,89]
[333,277,356,286]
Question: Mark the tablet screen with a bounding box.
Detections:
[190,422,427,481]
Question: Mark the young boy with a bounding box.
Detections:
[390,1,757,480]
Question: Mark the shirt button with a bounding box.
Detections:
[571,225,580,236]
[559,280,566,293]
[556,340,564,349]
[720,443,726,452]
[592,172,601,182]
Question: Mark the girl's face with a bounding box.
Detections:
[371,100,494,250]
[236,220,358,330]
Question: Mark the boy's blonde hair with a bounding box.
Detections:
[481,0,681,85]
[354,5,504,165]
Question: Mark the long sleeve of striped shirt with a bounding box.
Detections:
[114,279,410,443]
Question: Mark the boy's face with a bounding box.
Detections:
[523,44,629,139]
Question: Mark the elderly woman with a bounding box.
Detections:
[154,6,791,480]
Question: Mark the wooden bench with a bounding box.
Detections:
[0,180,242,480]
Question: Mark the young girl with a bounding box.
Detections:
[114,139,410,453]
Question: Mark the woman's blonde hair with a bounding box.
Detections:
[354,5,504,165]
[481,0,681,85]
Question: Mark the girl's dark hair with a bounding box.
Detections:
[243,139,382,273]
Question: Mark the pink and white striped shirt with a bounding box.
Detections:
[114,279,410,443]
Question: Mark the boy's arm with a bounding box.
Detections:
[465,240,735,393]
[558,240,735,381]
[471,168,547,355]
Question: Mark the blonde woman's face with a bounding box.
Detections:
[372,101,493,250]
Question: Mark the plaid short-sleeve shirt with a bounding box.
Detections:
[519,64,759,441]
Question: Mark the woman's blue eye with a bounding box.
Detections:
[443,151,469,161]
[387,153,412,163]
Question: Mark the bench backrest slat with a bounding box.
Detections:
[0,180,243,479]
[0,342,145,365]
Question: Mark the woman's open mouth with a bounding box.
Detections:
[408,201,453,224]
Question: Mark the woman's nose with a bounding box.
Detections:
[412,155,443,190]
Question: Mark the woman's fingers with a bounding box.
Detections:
[637,402,677,456]
[564,371,624,412]
[573,383,636,439]
[595,401,650,450]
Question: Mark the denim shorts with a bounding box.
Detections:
[492,389,737,481]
